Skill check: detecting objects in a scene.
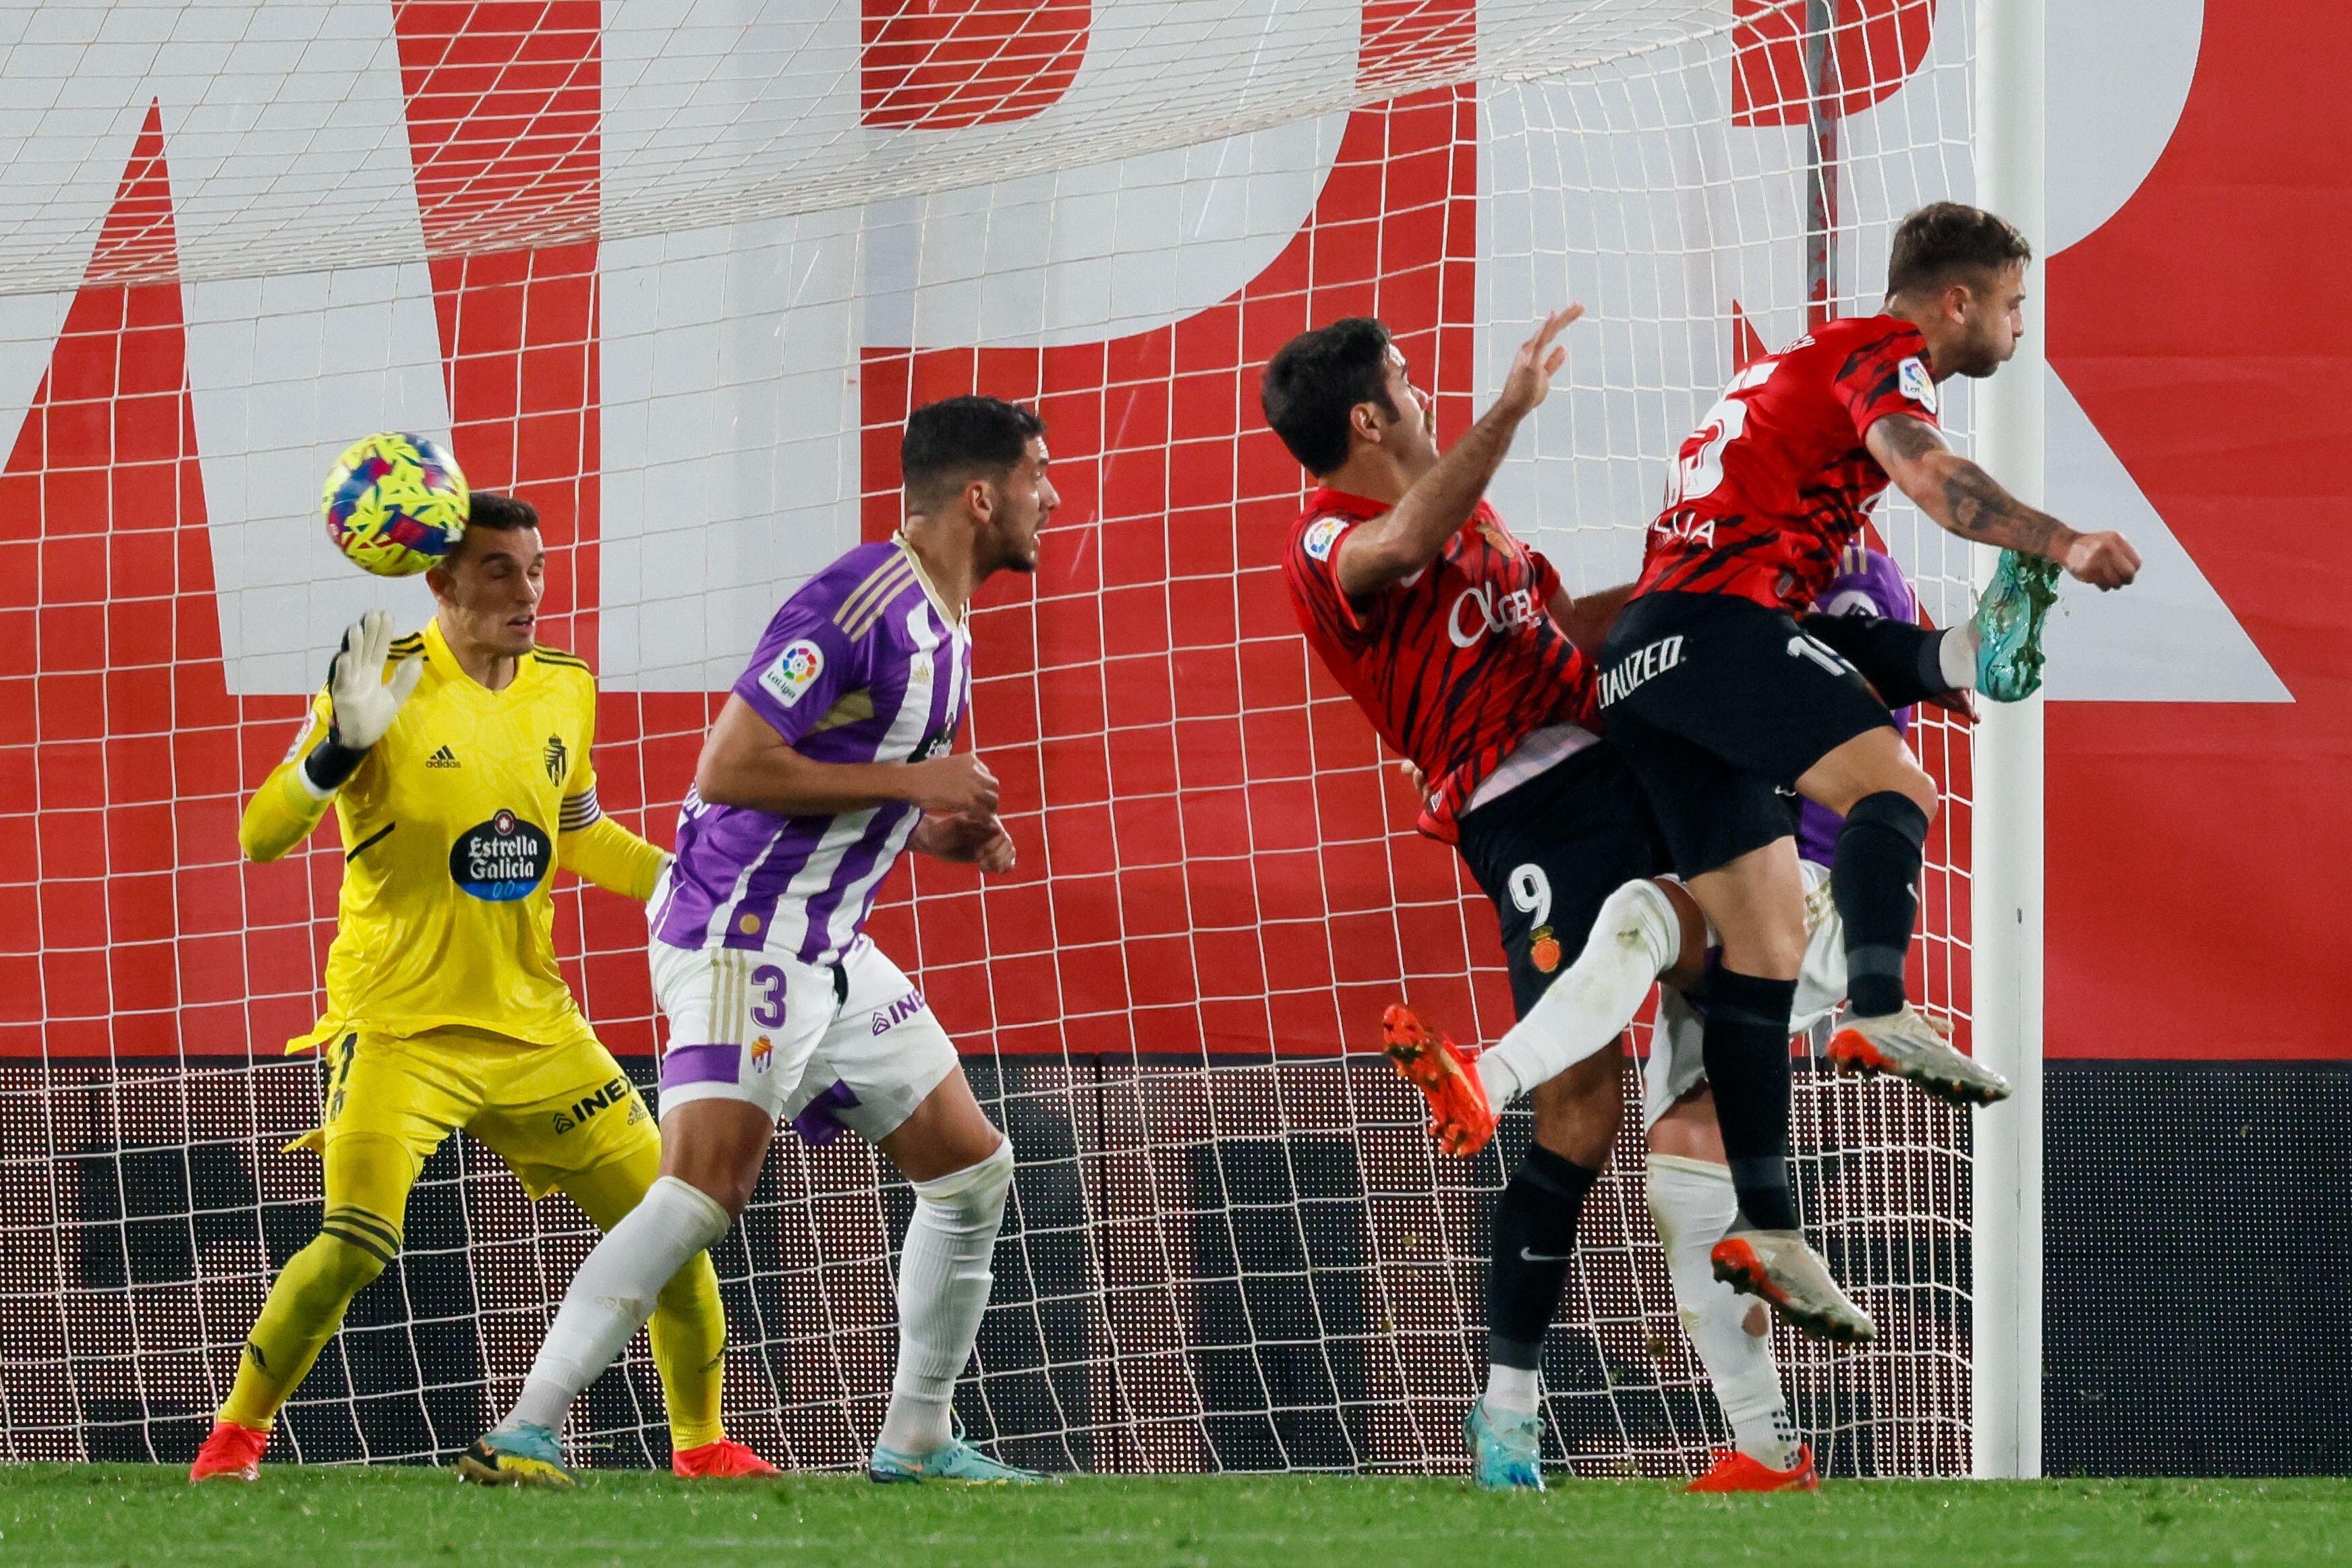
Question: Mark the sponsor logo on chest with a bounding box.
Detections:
[1448,583,1542,648]
[449,808,552,901]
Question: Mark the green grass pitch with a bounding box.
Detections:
[1,1467,2345,1567]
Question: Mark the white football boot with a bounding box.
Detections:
[1829,1004,2012,1107]
[1709,1229,1877,1343]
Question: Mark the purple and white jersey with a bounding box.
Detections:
[652,538,972,966]
[1797,544,1918,867]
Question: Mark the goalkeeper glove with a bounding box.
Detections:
[302,610,422,794]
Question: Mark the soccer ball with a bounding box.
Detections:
[320,432,469,577]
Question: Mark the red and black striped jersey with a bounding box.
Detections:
[1633,314,1941,612]
[1284,487,1597,841]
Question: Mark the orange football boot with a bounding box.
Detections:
[673,1438,778,1478]
[188,1419,268,1482]
[1381,1004,1496,1157]
[1686,1445,1819,1493]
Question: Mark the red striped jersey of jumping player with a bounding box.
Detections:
[1634,314,1941,612]
[1284,488,1598,841]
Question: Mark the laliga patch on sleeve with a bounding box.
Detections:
[1303,516,1348,562]
[1897,355,1939,413]
[758,639,826,708]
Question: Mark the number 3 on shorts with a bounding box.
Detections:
[749,963,786,1029]
[1508,864,1551,929]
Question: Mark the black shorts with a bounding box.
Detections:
[1595,590,1894,880]
[1456,743,1671,1018]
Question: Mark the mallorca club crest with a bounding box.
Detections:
[1529,925,1562,973]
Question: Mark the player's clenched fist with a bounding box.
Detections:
[326,608,422,751]
[913,813,1016,873]
[2061,530,2140,591]
[902,752,1000,819]
[1494,304,1584,420]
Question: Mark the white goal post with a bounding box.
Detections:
[1969,0,2045,1483]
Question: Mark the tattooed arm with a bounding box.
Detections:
[1864,413,2141,589]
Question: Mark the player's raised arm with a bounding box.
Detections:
[238,609,421,862]
[1329,308,1581,596]
[1865,414,2140,589]
[694,693,999,819]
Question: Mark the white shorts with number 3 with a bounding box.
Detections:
[650,935,958,1142]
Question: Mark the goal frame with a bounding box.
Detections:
[1970,0,2046,1483]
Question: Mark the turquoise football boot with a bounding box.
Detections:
[1466,1399,1545,1492]
[868,1417,1050,1484]
[457,1420,578,1488]
[1974,548,2063,702]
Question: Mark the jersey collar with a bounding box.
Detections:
[1304,485,1391,520]
[424,616,536,694]
[892,532,967,629]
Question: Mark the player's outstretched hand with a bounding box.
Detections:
[1494,304,1584,420]
[904,753,1000,819]
[2061,530,2140,591]
[326,608,422,751]
[915,813,1016,873]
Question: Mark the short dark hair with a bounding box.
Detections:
[1887,202,2033,299]
[1259,318,1397,477]
[465,491,539,533]
[901,396,1047,510]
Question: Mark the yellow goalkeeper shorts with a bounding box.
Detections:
[295,1026,657,1199]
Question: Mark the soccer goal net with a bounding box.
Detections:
[0,0,1983,1476]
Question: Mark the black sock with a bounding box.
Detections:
[1833,791,1931,1018]
[1486,1144,1601,1371]
[1701,966,1800,1232]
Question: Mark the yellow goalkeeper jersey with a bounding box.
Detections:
[243,617,664,1053]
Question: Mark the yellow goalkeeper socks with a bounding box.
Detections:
[648,1251,729,1451]
[216,1229,389,1429]
[561,1153,732,1451]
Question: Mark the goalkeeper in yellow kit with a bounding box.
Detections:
[190,494,770,1482]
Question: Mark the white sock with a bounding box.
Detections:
[1647,1155,1798,1470]
[1483,1363,1542,1418]
[876,1139,1014,1456]
[1476,879,1680,1107]
[1938,622,1980,691]
[509,1175,731,1433]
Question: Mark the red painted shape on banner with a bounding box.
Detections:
[0,104,316,1059]
[1731,0,1936,127]
[386,1,651,1043]
[863,0,1089,129]
[2046,0,2352,1059]
[391,1,601,254]
[391,1,602,666]
[854,0,1510,1058]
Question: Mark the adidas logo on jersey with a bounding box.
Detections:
[426,745,460,768]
